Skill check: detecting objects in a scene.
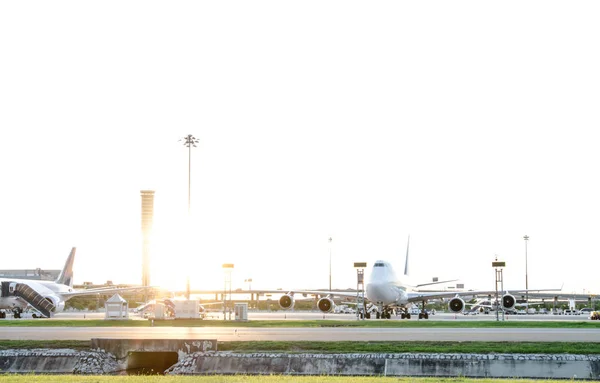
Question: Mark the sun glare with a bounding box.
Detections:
[149,208,226,294]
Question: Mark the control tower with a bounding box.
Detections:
[141,190,155,288]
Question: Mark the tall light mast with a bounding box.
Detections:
[180,134,199,299]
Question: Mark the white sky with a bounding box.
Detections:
[1,1,599,295]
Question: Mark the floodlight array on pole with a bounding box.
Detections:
[179,134,199,300]
[180,134,200,213]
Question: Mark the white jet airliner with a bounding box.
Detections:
[0,248,147,318]
[277,239,560,319]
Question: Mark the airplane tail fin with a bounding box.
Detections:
[55,247,76,287]
[404,235,410,276]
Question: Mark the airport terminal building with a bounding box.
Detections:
[0,269,60,281]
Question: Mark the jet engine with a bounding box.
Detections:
[44,295,64,313]
[448,297,465,313]
[279,293,295,309]
[502,294,516,310]
[317,297,335,313]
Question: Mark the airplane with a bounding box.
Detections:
[276,237,561,319]
[0,247,148,319]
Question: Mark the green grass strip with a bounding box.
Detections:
[0,340,91,351]
[3,340,600,354]
[219,340,600,354]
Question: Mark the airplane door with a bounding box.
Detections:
[1,282,18,297]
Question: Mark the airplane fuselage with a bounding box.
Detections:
[365,260,411,307]
[366,281,408,306]
[0,296,28,311]
[0,278,71,313]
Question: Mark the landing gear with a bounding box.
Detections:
[418,300,429,320]
[12,308,22,319]
[376,311,391,319]
[0,312,6,319]
[376,308,393,319]
[366,305,395,320]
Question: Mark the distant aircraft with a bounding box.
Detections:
[0,248,147,319]
[277,237,561,319]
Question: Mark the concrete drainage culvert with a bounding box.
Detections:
[126,351,179,375]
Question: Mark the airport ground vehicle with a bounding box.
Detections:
[563,309,580,315]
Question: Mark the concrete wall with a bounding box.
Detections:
[0,354,78,373]
[168,352,600,380]
[3,348,600,379]
[91,338,217,359]
[0,349,119,374]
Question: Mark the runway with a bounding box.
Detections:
[2,325,600,342]
[2,311,598,342]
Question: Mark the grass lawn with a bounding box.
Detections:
[2,339,600,354]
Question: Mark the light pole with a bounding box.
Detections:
[328,237,332,291]
[523,235,529,304]
[492,257,506,322]
[222,263,234,320]
[180,134,199,300]
[180,134,199,213]
[245,278,253,306]
[354,262,367,320]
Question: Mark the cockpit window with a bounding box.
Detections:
[374,262,385,267]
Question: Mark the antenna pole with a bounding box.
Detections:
[328,237,332,291]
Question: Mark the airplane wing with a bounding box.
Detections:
[406,288,562,303]
[61,286,152,299]
[508,292,599,300]
[243,288,564,304]
[414,279,459,288]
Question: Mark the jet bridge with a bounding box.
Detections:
[1,281,55,318]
